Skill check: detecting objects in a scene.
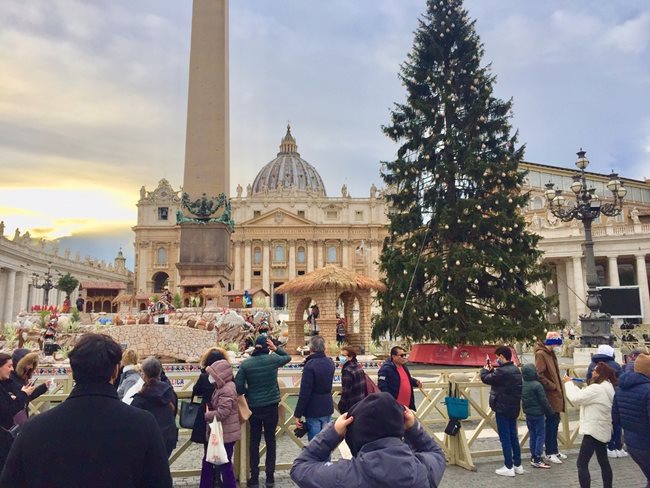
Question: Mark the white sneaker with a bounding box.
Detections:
[557,452,568,460]
[616,449,628,457]
[546,454,563,464]
[495,466,515,477]
[607,449,618,458]
[514,465,525,474]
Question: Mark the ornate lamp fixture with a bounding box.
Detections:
[32,262,59,306]
[544,149,626,346]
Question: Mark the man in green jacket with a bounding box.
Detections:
[235,336,291,488]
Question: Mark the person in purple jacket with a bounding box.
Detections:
[290,392,446,488]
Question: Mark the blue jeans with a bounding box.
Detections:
[305,416,331,441]
[607,419,622,451]
[496,413,521,469]
[545,412,560,456]
[526,415,545,463]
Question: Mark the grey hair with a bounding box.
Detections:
[141,356,162,380]
[310,335,326,353]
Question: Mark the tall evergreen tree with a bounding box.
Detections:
[374,0,555,345]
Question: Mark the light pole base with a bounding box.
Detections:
[579,314,614,347]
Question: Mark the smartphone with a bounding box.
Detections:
[28,379,37,387]
[485,354,491,368]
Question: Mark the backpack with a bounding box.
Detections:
[363,373,380,395]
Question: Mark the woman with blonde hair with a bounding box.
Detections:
[116,349,140,400]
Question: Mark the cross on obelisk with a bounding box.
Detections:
[177,0,232,294]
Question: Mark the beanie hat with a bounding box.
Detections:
[254,335,269,353]
[597,344,615,358]
[345,392,405,457]
[634,354,650,378]
[544,331,563,346]
[11,348,30,369]
[205,350,225,368]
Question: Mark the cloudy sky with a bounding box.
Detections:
[1,0,649,267]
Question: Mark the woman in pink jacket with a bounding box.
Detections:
[205,358,240,488]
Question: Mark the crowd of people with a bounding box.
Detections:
[481,331,650,488]
[0,329,648,488]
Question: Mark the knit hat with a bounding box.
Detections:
[345,392,405,457]
[597,344,615,358]
[11,348,30,369]
[544,331,563,346]
[254,335,269,352]
[634,354,650,378]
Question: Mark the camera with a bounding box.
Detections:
[293,424,307,439]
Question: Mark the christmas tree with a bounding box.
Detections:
[373,0,555,345]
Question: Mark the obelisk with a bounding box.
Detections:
[177,0,232,292]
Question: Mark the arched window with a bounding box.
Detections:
[274,244,285,263]
[326,245,338,263]
[253,247,262,265]
[532,196,544,210]
[156,247,167,265]
[297,246,306,264]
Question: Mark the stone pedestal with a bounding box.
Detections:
[177,223,232,287]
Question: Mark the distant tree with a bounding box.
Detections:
[57,273,79,299]
[373,0,554,345]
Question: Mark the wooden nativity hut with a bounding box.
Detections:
[275,265,385,354]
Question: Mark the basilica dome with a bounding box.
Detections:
[251,125,327,196]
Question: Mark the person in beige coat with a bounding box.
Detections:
[564,362,616,488]
[534,331,566,464]
[205,358,240,488]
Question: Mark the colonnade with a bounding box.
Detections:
[546,253,650,326]
[231,239,381,294]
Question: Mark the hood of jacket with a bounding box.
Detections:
[521,363,538,381]
[618,371,650,390]
[16,351,39,378]
[355,437,430,486]
[136,379,174,406]
[206,359,234,389]
[535,341,556,357]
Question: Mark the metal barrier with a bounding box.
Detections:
[29,365,589,482]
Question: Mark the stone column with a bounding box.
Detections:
[341,240,349,268]
[3,269,16,325]
[307,240,315,273]
[635,254,650,324]
[14,272,28,316]
[565,259,577,325]
[262,240,270,293]
[288,240,296,279]
[243,240,252,290]
[572,256,585,319]
[556,260,570,323]
[316,240,324,268]
[234,241,242,290]
[607,256,620,287]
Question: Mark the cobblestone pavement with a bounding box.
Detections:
[173,444,644,488]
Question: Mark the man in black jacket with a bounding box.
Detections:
[294,336,335,440]
[378,346,422,410]
[0,334,172,488]
[480,346,524,478]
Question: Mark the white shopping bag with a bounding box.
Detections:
[122,377,144,405]
[206,417,229,466]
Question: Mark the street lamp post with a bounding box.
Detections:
[544,149,627,347]
[32,262,58,307]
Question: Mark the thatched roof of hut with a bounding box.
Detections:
[112,293,133,304]
[275,265,386,294]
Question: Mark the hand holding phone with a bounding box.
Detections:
[485,354,492,369]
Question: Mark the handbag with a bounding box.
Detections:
[205,417,229,465]
[444,418,462,436]
[237,395,252,424]
[444,382,469,420]
[179,398,202,429]
[364,373,380,395]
